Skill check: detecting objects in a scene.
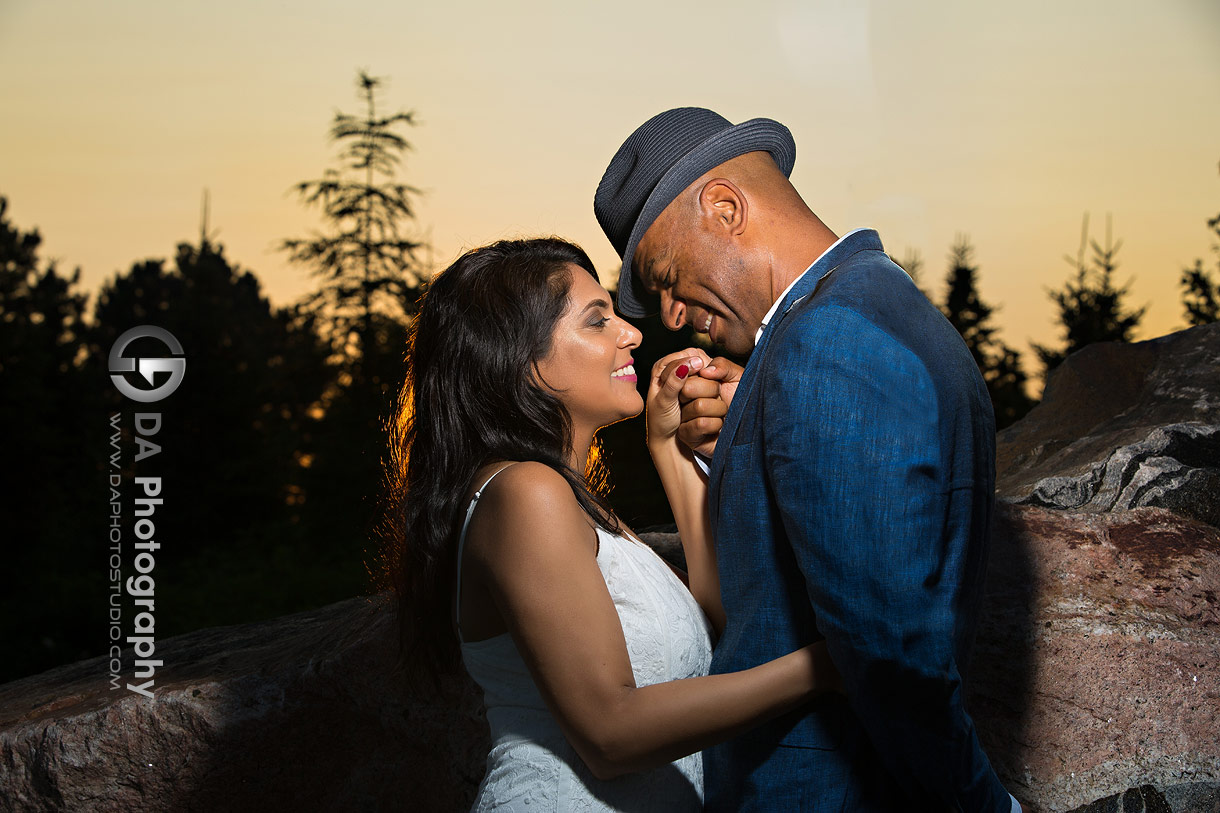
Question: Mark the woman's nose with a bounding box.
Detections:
[618,320,642,349]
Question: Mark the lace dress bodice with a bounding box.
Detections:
[456,471,713,812]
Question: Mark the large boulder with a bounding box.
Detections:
[997,322,1220,527]
[970,323,1220,813]
[968,506,1220,813]
[0,596,488,812]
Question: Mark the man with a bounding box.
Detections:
[594,108,1023,811]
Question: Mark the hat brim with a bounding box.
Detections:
[615,118,796,318]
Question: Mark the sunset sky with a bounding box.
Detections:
[2,0,1217,370]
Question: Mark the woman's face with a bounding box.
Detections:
[536,266,643,432]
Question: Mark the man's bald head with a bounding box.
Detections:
[647,151,812,266]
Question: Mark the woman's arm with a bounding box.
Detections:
[646,351,725,634]
[464,462,839,782]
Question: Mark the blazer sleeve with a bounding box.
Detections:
[761,303,1010,812]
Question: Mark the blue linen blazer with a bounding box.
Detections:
[703,229,1010,811]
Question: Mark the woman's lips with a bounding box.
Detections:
[611,360,637,383]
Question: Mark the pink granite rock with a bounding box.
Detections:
[970,505,1220,812]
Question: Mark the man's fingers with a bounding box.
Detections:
[678,416,723,448]
[700,356,744,382]
[680,396,727,423]
[651,349,727,457]
[677,375,720,403]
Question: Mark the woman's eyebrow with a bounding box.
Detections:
[579,298,612,315]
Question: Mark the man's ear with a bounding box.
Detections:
[697,178,748,238]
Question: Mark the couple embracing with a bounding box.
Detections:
[384,108,1024,811]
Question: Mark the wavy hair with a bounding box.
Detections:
[376,237,621,682]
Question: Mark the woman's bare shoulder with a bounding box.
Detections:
[466,461,595,560]
[480,460,574,505]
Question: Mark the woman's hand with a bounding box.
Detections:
[645,347,724,633]
[796,641,844,700]
[646,349,712,450]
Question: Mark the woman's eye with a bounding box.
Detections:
[591,316,611,328]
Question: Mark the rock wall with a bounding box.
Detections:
[2,323,1218,811]
[968,506,1220,812]
[974,323,1220,812]
[0,596,489,812]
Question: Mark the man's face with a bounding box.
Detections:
[632,202,769,356]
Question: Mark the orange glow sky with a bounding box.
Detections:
[2,0,1217,374]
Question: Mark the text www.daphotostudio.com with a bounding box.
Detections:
[106,326,186,698]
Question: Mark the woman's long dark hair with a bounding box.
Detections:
[376,237,622,682]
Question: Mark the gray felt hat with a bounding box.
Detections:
[593,107,796,317]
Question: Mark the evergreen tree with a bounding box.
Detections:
[890,248,931,300]
[281,70,424,368]
[281,71,428,574]
[937,235,1034,429]
[1180,170,1219,326]
[987,346,1036,431]
[1034,214,1145,381]
[0,195,103,681]
[1181,258,1219,326]
[940,236,995,370]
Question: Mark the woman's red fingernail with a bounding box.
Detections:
[676,364,689,379]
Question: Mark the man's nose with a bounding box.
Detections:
[660,290,686,332]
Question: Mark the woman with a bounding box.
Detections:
[381,237,839,811]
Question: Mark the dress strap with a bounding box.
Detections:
[454,463,518,642]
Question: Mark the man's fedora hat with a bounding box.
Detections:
[594,107,796,318]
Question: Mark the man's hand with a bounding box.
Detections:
[677,356,744,458]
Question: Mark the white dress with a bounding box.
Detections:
[455,468,713,812]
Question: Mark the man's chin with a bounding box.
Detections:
[711,325,752,357]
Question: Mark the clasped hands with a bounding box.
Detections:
[646,349,745,460]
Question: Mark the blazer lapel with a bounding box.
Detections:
[707,230,882,515]
[708,269,816,509]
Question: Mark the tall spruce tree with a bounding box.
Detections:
[1034,214,1145,381]
[281,71,426,568]
[282,70,424,372]
[890,248,931,300]
[1180,165,1219,326]
[1182,258,1219,326]
[941,237,995,370]
[938,235,1034,429]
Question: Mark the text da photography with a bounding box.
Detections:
[105,325,186,698]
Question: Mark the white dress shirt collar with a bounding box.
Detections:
[753,228,869,346]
